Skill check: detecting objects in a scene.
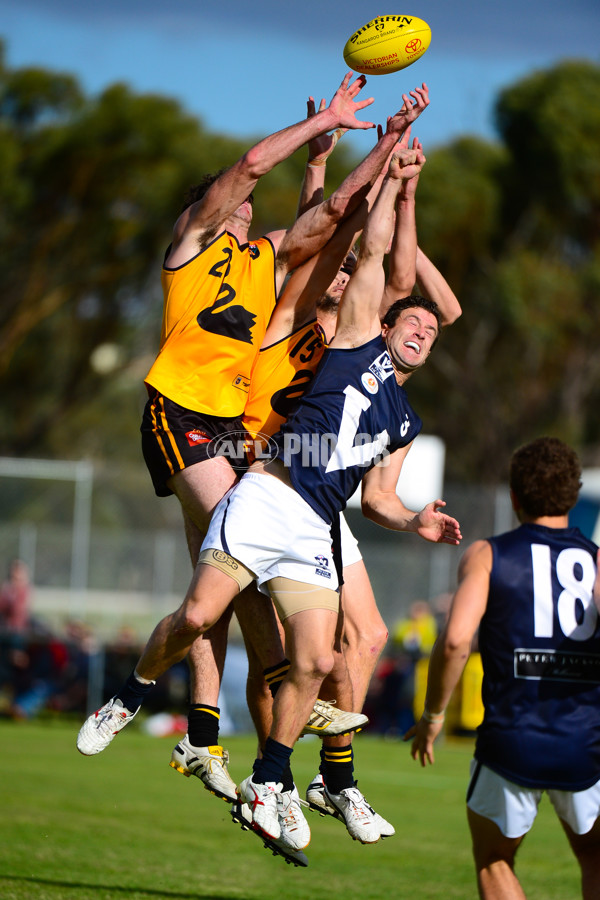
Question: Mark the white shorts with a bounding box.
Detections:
[467,760,600,838]
[340,511,362,568]
[202,471,339,595]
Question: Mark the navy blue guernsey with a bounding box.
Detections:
[271,335,422,525]
[475,522,600,790]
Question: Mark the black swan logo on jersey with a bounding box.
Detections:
[197,248,256,344]
[368,350,394,383]
[197,284,257,343]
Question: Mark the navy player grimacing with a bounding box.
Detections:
[408,436,600,900]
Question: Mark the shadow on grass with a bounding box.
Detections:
[0,874,249,900]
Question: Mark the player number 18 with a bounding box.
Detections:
[531,544,598,641]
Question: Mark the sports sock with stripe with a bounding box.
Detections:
[321,743,354,794]
[188,704,220,747]
[263,659,291,698]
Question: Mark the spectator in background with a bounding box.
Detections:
[393,599,437,659]
[0,559,32,635]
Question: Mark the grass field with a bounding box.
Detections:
[0,720,581,899]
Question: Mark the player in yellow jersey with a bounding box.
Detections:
[235,131,461,845]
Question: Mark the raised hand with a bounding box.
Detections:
[388,136,427,183]
[386,83,429,138]
[398,137,424,198]
[327,71,375,131]
[306,96,347,165]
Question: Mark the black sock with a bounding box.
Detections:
[188,704,220,747]
[255,749,294,792]
[263,659,290,698]
[115,670,155,713]
[280,760,295,793]
[322,744,354,794]
[253,737,293,785]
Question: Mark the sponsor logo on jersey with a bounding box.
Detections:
[232,374,250,392]
[314,554,331,579]
[248,243,260,259]
[514,648,600,684]
[361,372,379,394]
[185,429,211,447]
[369,350,394,383]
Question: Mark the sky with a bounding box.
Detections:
[1,0,599,158]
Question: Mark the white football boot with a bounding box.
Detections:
[301,700,368,737]
[77,697,138,756]
[237,774,282,840]
[306,775,382,843]
[169,735,237,802]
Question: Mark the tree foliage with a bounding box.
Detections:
[1,43,599,483]
[407,60,600,480]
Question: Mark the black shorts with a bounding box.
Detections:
[141,388,249,497]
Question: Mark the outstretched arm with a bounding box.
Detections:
[267,134,392,343]
[331,141,426,347]
[171,72,374,256]
[404,540,490,766]
[296,96,347,218]
[380,147,462,327]
[380,137,422,318]
[274,85,430,289]
[415,247,462,326]
[361,444,462,545]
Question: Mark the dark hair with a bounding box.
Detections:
[180,168,254,213]
[509,436,582,517]
[381,295,442,344]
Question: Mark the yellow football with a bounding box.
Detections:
[343,15,431,75]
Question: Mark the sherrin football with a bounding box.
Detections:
[343,15,431,75]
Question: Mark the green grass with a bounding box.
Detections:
[0,720,581,899]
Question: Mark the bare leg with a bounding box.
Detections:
[320,559,387,754]
[559,814,600,900]
[319,602,354,717]
[136,564,240,682]
[234,584,285,748]
[242,635,273,748]
[339,559,388,712]
[269,606,338,747]
[170,462,239,707]
[467,807,526,900]
[234,584,286,670]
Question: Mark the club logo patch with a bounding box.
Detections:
[361,372,379,394]
[314,555,331,579]
[369,350,394,383]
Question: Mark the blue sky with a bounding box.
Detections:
[1,0,599,156]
